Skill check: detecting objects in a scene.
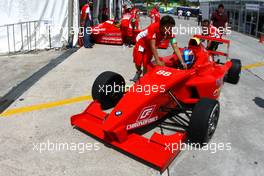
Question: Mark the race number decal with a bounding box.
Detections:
[156,70,172,76]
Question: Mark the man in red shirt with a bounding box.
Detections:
[80,0,93,48]
[130,5,140,30]
[120,5,140,47]
[121,5,132,47]
[211,4,228,29]
[131,15,187,81]
[130,4,139,18]
[149,4,161,24]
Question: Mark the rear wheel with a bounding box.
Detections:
[225,59,241,84]
[188,98,220,146]
[92,71,125,110]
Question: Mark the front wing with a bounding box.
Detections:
[71,101,186,172]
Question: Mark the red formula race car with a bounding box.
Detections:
[91,20,138,45]
[71,35,241,172]
[91,20,170,49]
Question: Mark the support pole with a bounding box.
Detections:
[7,26,10,54]
[12,24,16,52]
[21,23,24,51]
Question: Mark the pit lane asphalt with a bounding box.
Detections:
[0,16,264,176]
[0,49,77,113]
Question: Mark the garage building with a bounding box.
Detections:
[200,0,264,37]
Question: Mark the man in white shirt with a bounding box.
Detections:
[186,11,191,20]
[178,9,183,19]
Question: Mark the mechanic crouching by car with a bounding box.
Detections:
[131,15,187,82]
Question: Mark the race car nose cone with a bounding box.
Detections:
[115,111,122,116]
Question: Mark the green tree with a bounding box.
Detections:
[179,0,189,6]
[162,0,168,10]
[144,0,154,8]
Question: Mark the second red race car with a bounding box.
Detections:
[90,17,170,48]
[71,35,241,172]
[91,19,140,45]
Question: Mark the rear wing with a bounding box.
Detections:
[193,34,230,58]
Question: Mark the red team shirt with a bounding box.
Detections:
[121,12,132,37]
[133,23,174,67]
[211,11,228,28]
[121,12,132,27]
[80,4,91,23]
[149,7,160,23]
[121,11,139,37]
[129,7,140,30]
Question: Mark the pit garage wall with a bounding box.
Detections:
[0,0,79,54]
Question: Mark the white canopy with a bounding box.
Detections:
[0,0,79,54]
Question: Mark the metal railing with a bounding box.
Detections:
[0,20,52,55]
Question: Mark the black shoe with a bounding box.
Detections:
[130,70,142,82]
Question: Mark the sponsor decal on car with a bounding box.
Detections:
[126,116,158,130]
[138,105,156,120]
[126,105,157,130]
[101,37,122,42]
[104,33,122,37]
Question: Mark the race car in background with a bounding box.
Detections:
[71,35,241,172]
[91,19,170,49]
[91,19,139,45]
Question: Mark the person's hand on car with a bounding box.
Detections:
[156,60,165,66]
[182,62,188,69]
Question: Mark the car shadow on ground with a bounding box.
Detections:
[253,97,264,108]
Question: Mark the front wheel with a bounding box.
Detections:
[92,71,125,110]
[188,98,220,146]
